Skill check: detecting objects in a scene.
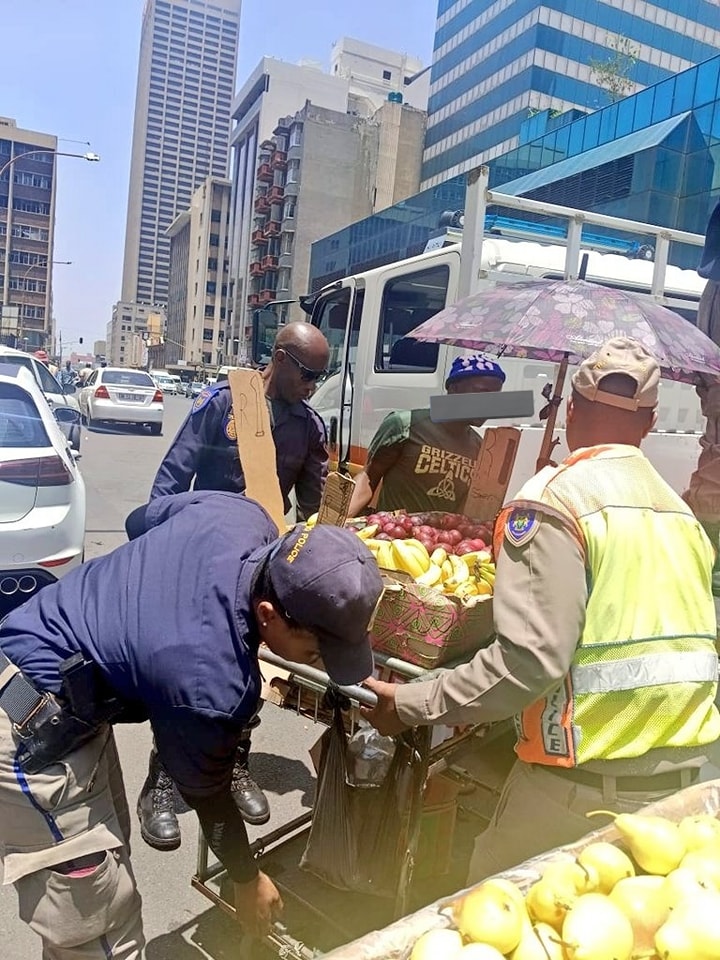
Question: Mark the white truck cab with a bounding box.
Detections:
[250,171,709,496]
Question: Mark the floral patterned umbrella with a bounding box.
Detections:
[409,278,720,467]
[410,278,720,381]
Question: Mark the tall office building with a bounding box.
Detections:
[422,0,720,187]
[121,0,241,307]
[0,117,58,351]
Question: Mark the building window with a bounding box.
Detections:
[383,70,392,81]
[281,232,294,255]
[278,267,291,292]
[286,160,300,183]
[209,233,219,246]
[206,281,217,294]
[211,209,222,222]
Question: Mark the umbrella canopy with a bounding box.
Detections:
[410,278,720,385]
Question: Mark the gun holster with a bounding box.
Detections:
[16,654,124,775]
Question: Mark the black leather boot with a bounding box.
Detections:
[231,737,270,825]
[137,750,181,850]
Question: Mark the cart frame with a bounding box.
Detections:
[192,648,489,958]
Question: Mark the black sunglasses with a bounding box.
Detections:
[280,348,327,382]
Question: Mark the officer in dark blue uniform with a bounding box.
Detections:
[139,322,331,844]
[0,492,383,954]
[150,321,330,519]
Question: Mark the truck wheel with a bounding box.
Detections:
[149,423,162,436]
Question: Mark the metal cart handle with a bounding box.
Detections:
[259,648,379,708]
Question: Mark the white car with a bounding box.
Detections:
[78,367,163,434]
[153,373,177,395]
[0,346,82,451]
[0,365,86,620]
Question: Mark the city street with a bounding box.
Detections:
[0,394,320,959]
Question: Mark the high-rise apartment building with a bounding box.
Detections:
[0,117,58,351]
[243,101,426,335]
[227,40,427,354]
[422,0,720,187]
[121,0,241,308]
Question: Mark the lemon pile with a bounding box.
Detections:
[357,526,495,599]
[409,812,720,960]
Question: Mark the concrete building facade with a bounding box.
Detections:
[166,175,232,368]
[0,117,58,351]
[121,0,241,308]
[227,39,428,357]
[107,301,166,367]
[422,0,720,187]
[243,101,426,333]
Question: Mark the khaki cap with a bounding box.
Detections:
[572,337,660,411]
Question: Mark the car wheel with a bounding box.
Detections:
[80,411,88,426]
[149,423,162,436]
[69,424,81,452]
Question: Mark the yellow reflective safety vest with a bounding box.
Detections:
[498,444,720,767]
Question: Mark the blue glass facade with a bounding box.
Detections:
[309,54,720,292]
[422,0,720,187]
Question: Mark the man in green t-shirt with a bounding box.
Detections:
[348,355,506,517]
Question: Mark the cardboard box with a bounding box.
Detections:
[370,576,494,669]
[463,426,521,522]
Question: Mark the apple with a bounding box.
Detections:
[455,541,475,555]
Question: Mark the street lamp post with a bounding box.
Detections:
[1,149,98,350]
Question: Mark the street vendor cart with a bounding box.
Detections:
[193,644,517,958]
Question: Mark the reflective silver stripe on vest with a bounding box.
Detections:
[571,651,719,695]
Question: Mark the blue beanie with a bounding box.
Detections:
[446,354,506,386]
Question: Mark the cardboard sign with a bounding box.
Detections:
[228,369,286,531]
[317,471,355,527]
[463,427,521,521]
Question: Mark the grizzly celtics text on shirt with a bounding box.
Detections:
[368,410,481,514]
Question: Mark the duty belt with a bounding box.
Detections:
[0,649,58,738]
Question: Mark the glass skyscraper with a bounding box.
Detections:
[121,0,241,307]
[422,0,720,188]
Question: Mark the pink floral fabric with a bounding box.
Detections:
[411,279,720,384]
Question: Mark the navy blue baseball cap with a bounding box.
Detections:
[266,525,383,685]
[446,353,506,386]
[699,199,720,282]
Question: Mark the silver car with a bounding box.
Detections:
[78,367,163,434]
[0,347,82,451]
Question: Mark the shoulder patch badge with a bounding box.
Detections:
[505,508,540,548]
[223,412,237,441]
[192,387,215,414]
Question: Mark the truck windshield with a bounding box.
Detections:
[313,288,352,376]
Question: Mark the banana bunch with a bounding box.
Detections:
[360,534,496,600]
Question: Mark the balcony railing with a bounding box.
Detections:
[268,185,284,203]
[249,260,263,277]
[259,289,276,304]
[251,229,268,245]
[257,163,273,183]
[254,195,270,214]
[271,151,287,170]
[247,293,260,307]
[261,255,278,271]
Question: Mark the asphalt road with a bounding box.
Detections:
[0,394,321,959]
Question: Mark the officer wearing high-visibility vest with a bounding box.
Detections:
[363,336,720,882]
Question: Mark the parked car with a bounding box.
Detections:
[0,346,82,451]
[0,365,86,619]
[152,373,177,395]
[171,375,183,394]
[186,381,203,399]
[77,367,163,434]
